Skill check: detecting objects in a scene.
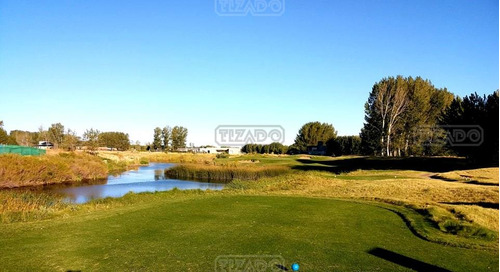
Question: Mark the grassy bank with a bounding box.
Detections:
[0,193,497,271]
[97,151,216,174]
[0,153,108,188]
[165,163,290,181]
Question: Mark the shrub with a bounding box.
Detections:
[216,153,229,159]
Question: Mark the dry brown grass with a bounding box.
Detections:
[97,151,215,165]
[433,168,499,185]
[0,153,108,188]
[166,163,290,181]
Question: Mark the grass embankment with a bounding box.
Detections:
[0,153,108,188]
[223,156,499,247]
[0,192,497,272]
[165,163,290,182]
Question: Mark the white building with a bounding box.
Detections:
[37,141,54,149]
[198,147,241,155]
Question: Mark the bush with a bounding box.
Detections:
[216,153,229,159]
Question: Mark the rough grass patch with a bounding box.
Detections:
[165,164,290,182]
[0,153,108,188]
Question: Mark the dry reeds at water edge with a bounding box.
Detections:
[165,164,290,182]
[0,153,108,188]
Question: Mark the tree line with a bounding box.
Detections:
[0,122,131,151]
[240,76,498,164]
[360,76,454,156]
[152,126,188,151]
[359,75,498,163]
[241,122,360,156]
[241,143,288,154]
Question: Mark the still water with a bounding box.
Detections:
[50,163,224,203]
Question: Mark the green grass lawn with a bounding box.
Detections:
[0,193,497,271]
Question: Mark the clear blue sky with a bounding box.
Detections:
[0,0,498,146]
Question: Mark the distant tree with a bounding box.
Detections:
[131,140,145,151]
[99,132,130,151]
[29,131,40,146]
[83,128,100,151]
[326,136,361,156]
[37,126,49,142]
[153,127,162,151]
[162,126,171,151]
[293,122,337,153]
[0,128,17,145]
[10,130,32,146]
[48,123,65,148]
[241,143,288,154]
[61,129,79,151]
[0,121,18,145]
[171,126,188,150]
[268,142,288,154]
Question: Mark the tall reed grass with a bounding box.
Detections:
[165,164,290,182]
[0,190,70,223]
[0,153,108,188]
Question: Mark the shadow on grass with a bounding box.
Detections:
[440,202,499,210]
[367,247,451,272]
[275,264,289,271]
[292,156,495,174]
[430,175,499,186]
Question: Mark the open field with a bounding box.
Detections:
[0,192,497,272]
[0,153,498,271]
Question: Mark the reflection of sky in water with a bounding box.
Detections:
[52,163,224,204]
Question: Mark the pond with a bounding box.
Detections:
[49,163,225,204]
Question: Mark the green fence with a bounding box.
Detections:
[0,145,46,156]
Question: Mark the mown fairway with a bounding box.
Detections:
[0,194,497,271]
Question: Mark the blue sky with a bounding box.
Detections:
[0,0,498,146]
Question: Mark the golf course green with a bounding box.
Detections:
[0,193,497,271]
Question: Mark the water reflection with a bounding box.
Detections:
[49,163,224,204]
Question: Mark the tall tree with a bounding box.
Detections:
[48,123,65,148]
[99,132,130,151]
[153,127,162,151]
[440,91,499,163]
[10,130,32,146]
[61,129,79,151]
[293,122,337,153]
[83,128,100,152]
[401,77,453,156]
[162,126,171,151]
[171,126,188,150]
[0,121,17,145]
[361,76,453,156]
